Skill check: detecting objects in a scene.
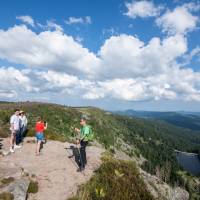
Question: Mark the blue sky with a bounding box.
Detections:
[0,0,200,111]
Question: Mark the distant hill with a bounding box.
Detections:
[115,110,200,131]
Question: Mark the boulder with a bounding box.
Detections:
[5,179,30,200]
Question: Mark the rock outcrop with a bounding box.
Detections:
[0,137,104,200]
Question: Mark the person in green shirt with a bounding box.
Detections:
[74,116,90,172]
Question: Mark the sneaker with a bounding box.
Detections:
[10,148,15,153]
[14,145,22,149]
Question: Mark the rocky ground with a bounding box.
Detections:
[0,137,104,200]
[0,137,189,200]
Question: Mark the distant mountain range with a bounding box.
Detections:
[115,110,200,131]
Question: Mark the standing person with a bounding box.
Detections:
[19,111,28,141]
[35,117,47,156]
[10,109,21,153]
[75,116,91,172]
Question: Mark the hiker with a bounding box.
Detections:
[10,109,22,153]
[17,111,28,144]
[35,116,47,156]
[74,116,91,172]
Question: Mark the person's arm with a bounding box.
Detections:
[44,122,48,130]
[10,117,14,131]
[74,128,80,134]
[25,117,28,126]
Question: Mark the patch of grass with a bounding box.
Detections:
[0,177,15,188]
[27,180,39,194]
[0,192,14,200]
[68,154,154,200]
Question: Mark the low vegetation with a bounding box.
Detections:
[68,153,154,200]
[0,192,14,200]
[27,180,39,194]
[0,177,15,188]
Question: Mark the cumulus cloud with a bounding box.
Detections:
[0,25,100,77]
[0,21,200,103]
[65,16,92,25]
[0,67,37,98]
[16,15,35,27]
[156,3,199,35]
[124,0,162,19]
[83,68,200,102]
[98,34,187,79]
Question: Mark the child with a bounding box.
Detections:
[35,117,47,156]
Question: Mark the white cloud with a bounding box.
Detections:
[65,16,92,25]
[16,15,35,27]
[182,46,200,66]
[156,3,199,35]
[98,34,187,79]
[85,16,92,24]
[46,20,63,32]
[0,25,100,77]
[75,36,84,43]
[124,0,162,19]
[0,67,36,98]
[1,23,200,103]
[102,27,118,36]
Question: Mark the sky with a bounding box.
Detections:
[0,0,200,111]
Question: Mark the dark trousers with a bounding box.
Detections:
[16,130,21,145]
[79,140,88,168]
[16,126,27,144]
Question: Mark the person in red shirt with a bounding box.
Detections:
[35,116,47,156]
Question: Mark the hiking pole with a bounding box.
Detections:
[73,128,85,174]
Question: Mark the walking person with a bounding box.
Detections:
[74,116,91,172]
[10,109,21,153]
[35,116,47,156]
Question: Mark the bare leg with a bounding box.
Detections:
[10,132,16,149]
[36,141,41,155]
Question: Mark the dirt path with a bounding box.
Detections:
[0,137,104,200]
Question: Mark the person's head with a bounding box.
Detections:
[19,111,24,116]
[80,116,87,126]
[14,109,20,116]
[37,116,42,122]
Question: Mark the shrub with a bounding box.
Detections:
[27,180,39,193]
[0,177,15,188]
[68,155,154,200]
[0,192,14,200]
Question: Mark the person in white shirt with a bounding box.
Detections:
[18,111,28,143]
[10,109,21,153]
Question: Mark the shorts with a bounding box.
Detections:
[36,132,44,141]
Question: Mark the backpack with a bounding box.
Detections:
[86,125,94,141]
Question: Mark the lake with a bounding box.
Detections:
[175,150,200,176]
